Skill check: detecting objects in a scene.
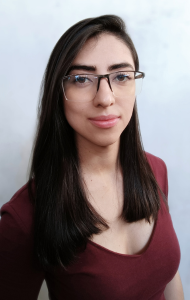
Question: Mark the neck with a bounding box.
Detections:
[76,135,120,177]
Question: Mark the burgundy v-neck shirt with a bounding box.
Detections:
[0,153,180,299]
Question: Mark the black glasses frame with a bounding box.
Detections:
[62,71,145,92]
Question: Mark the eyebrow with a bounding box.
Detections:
[108,63,134,71]
[68,65,96,73]
[68,62,134,73]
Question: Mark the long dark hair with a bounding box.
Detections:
[29,15,164,270]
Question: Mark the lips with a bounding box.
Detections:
[88,114,120,128]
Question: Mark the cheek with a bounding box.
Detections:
[63,100,87,131]
[120,97,136,124]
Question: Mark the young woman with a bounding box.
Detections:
[0,15,184,300]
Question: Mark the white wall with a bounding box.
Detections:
[1,0,190,299]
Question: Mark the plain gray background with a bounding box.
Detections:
[0,0,189,299]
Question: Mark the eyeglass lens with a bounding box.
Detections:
[62,71,143,102]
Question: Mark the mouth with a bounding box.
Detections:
[88,114,120,128]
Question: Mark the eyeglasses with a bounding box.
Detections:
[62,71,145,102]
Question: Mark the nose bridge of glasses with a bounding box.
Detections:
[97,75,113,92]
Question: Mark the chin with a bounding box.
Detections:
[76,129,123,148]
[91,136,120,147]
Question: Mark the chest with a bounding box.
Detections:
[89,217,155,255]
[49,204,181,300]
[85,178,155,255]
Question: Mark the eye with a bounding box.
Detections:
[75,75,91,84]
[115,73,129,82]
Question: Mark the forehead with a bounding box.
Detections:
[71,33,135,71]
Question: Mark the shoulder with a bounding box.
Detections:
[145,152,168,197]
[145,152,167,174]
[0,182,34,234]
[0,183,45,298]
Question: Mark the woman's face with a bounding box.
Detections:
[63,33,136,148]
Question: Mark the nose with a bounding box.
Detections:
[93,78,115,108]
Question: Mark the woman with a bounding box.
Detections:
[0,15,184,300]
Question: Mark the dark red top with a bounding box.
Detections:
[0,153,180,300]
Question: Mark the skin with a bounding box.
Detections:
[63,33,184,299]
[64,35,136,149]
[63,34,135,229]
